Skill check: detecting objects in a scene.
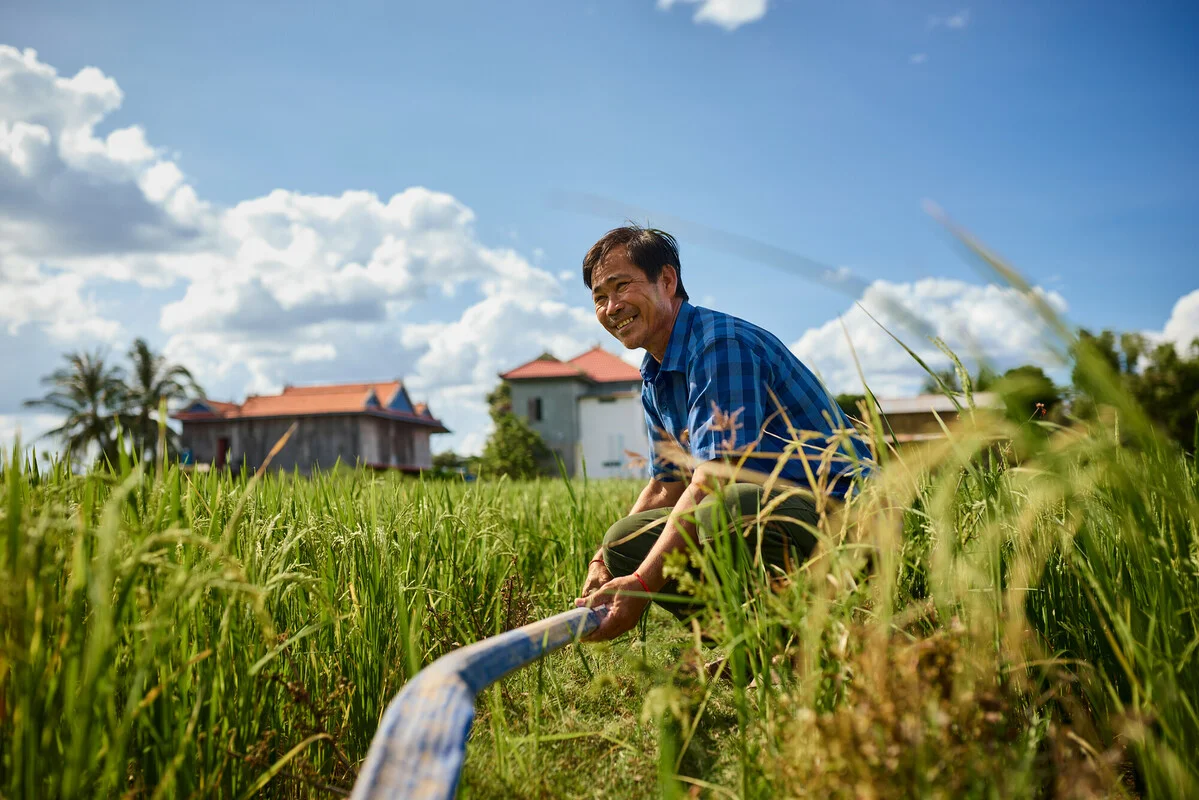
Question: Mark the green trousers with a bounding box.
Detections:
[600,483,819,623]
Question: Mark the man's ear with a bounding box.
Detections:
[662,264,678,294]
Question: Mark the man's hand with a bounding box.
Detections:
[575,574,652,642]
[579,559,611,601]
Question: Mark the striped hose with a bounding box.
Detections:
[350,605,608,799]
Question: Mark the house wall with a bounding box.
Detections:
[509,379,589,476]
[882,410,962,440]
[180,422,234,465]
[412,428,432,469]
[577,394,647,479]
[181,415,435,473]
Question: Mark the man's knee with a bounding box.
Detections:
[695,483,763,534]
[601,511,668,573]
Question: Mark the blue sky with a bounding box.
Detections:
[2,0,1197,455]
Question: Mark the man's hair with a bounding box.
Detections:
[582,225,689,301]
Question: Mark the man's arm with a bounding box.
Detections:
[580,468,712,641]
[579,478,686,601]
[628,478,686,515]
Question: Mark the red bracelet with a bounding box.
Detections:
[633,572,651,593]
[590,557,605,566]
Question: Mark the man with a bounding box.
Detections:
[575,225,873,642]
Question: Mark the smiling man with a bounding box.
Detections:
[575,225,874,642]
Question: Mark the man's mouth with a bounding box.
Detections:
[613,315,636,332]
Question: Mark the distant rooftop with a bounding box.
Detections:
[171,379,448,431]
[875,392,1000,415]
[501,346,642,384]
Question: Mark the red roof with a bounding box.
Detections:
[501,346,641,384]
[568,346,642,383]
[171,380,448,431]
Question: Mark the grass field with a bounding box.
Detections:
[3,373,1197,799]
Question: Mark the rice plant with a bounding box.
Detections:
[3,301,1197,798]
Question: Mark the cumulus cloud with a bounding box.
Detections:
[0,45,617,455]
[0,46,208,263]
[0,45,211,342]
[1156,288,1199,355]
[791,278,1069,397]
[0,258,121,341]
[656,0,768,31]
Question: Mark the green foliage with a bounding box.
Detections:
[1072,327,1199,451]
[995,364,1062,422]
[919,362,999,395]
[479,412,551,480]
[23,342,203,466]
[477,380,551,479]
[6,245,1199,797]
[124,337,204,462]
[21,349,130,465]
[833,393,865,419]
[3,375,1197,796]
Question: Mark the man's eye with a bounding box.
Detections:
[616,282,629,292]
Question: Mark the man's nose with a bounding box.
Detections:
[604,297,624,318]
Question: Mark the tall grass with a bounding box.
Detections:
[3,349,1198,796]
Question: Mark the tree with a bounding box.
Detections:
[23,350,129,464]
[920,364,997,396]
[995,365,1062,423]
[834,393,866,419]
[1070,327,1199,452]
[1133,340,1199,452]
[432,450,465,471]
[125,338,204,461]
[477,380,550,479]
[921,368,961,395]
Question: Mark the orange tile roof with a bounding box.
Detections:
[171,380,447,431]
[501,347,641,384]
[205,400,241,414]
[279,381,399,398]
[567,346,642,383]
[500,357,587,381]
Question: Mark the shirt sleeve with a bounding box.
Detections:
[686,339,767,466]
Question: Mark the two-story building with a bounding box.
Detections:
[172,380,448,473]
[500,346,645,479]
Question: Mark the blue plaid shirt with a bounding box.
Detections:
[641,302,873,496]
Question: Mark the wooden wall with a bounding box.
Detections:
[181,415,436,473]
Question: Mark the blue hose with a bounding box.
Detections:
[350,605,608,799]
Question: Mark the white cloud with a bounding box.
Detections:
[928,9,970,30]
[657,0,768,31]
[0,412,64,455]
[791,278,1069,397]
[0,46,210,265]
[910,53,929,65]
[1157,288,1199,355]
[0,45,623,455]
[0,257,121,341]
[0,45,212,342]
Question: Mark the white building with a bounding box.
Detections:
[500,347,646,479]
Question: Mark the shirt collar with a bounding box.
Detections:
[640,301,694,381]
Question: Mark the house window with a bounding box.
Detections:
[527,397,543,422]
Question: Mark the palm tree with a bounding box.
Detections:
[124,337,204,461]
[23,350,129,464]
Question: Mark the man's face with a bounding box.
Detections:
[590,249,677,352]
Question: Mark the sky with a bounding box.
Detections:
[2,0,1197,457]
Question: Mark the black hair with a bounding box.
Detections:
[582,224,689,301]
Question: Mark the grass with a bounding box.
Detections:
[3,289,1198,797]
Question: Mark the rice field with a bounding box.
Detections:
[2,368,1197,799]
